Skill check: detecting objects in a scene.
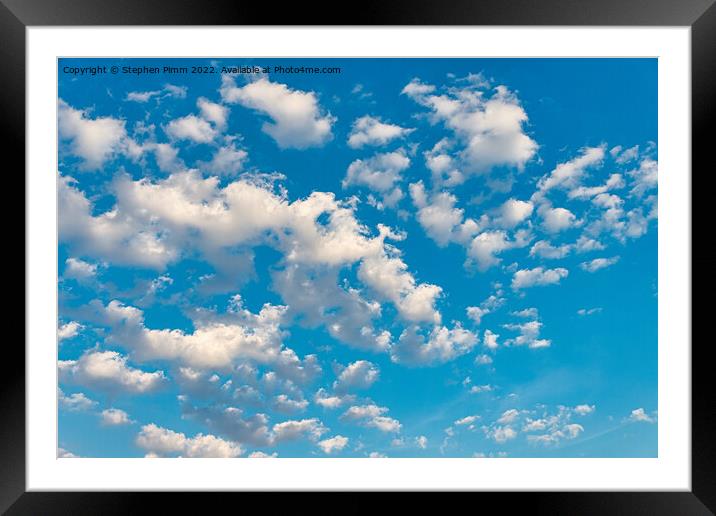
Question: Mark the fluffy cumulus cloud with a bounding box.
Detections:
[164,115,217,143]
[580,256,620,273]
[333,360,380,392]
[530,240,572,260]
[272,418,328,442]
[511,267,568,290]
[59,389,97,411]
[494,199,534,228]
[125,83,187,103]
[59,171,441,336]
[502,318,551,349]
[317,435,349,454]
[59,350,166,394]
[347,115,413,148]
[535,146,605,195]
[539,205,578,234]
[199,140,248,176]
[469,229,532,271]
[402,77,538,175]
[89,297,322,386]
[220,76,334,148]
[391,324,477,366]
[136,423,243,457]
[410,181,481,247]
[58,100,127,169]
[628,408,656,423]
[64,257,98,282]
[343,150,411,208]
[101,408,132,426]
[340,404,402,433]
[58,321,83,341]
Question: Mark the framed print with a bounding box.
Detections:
[4,0,714,512]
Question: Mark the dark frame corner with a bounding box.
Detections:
[4,0,713,513]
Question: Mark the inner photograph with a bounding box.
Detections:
[56,57,658,458]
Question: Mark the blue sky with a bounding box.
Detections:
[57,58,657,458]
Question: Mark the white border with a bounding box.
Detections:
[27,27,691,490]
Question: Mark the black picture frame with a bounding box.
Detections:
[3,0,712,512]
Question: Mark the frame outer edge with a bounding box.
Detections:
[691,1,716,513]
[4,0,713,509]
[0,0,27,513]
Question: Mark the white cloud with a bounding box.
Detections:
[136,423,243,457]
[344,150,410,208]
[271,394,309,414]
[314,388,355,409]
[199,141,248,176]
[317,435,349,454]
[272,418,328,442]
[540,205,578,233]
[466,306,489,326]
[58,389,97,411]
[511,267,568,290]
[358,252,442,324]
[470,384,493,394]
[483,329,499,350]
[580,256,619,273]
[530,240,572,260]
[64,257,98,281]
[333,360,379,392]
[101,408,132,426]
[568,173,624,200]
[347,115,413,148]
[502,319,551,349]
[424,138,465,187]
[58,448,79,458]
[494,199,534,228]
[221,76,334,149]
[125,83,187,103]
[391,324,477,366]
[179,405,273,446]
[475,354,493,365]
[512,307,538,318]
[60,171,439,341]
[58,321,83,341]
[164,114,217,143]
[91,297,320,385]
[628,408,656,423]
[248,451,278,458]
[497,409,520,425]
[59,350,166,394]
[273,265,391,353]
[466,289,506,325]
[126,90,161,103]
[410,181,481,247]
[455,415,479,426]
[574,404,595,415]
[575,236,606,253]
[613,144,640,164]
[488,426,517,443]
[58,100,127,169]
[402,78,538,175]
[415,435,428,449]
[536,146,605,194]
[628,158,658,198]
[468,231,515,271]
[197,97,229,130]
[341,404,402,433]
[577,307,602,316]
[519,405,591,446]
